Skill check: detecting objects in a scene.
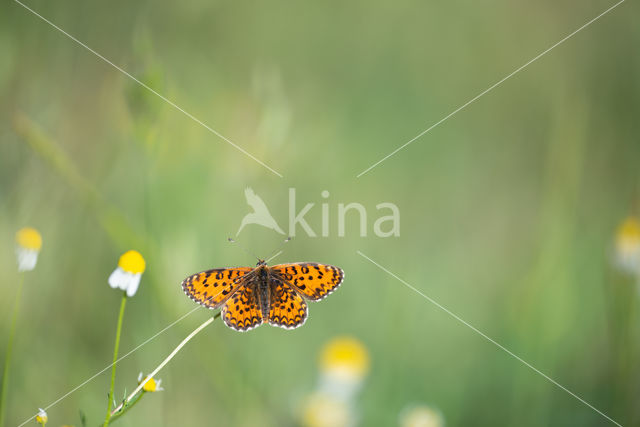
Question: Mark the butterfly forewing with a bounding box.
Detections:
[268,281,308,329]
[181,267,253,309]
[222,285,263,331]
[271,263,344,301]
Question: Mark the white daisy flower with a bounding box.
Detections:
[108,250,146,297]
[399,404,444,427]
[15,227,42,272]
[614,216,640,277]
[302,392,352,427]
[35,407,48,425]
[318,337,370,401]
[137,372,164,392]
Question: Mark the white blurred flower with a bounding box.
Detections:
[614,216,640,277]
[300,336,370,427]
[15,227,42,272]
[318,336,370,401]
[35,407,48,425]
[399,404,444,427]
[302,392,353,427]
[108,250,146,297]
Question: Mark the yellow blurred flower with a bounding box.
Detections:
[399,404,444,427]
[35,408,47,425]
[137,372,163,392]
[614,216,640,276]
[302,392,352,427]
[108,250,146,297]
[15,227,42,272]
[320,336,370,383]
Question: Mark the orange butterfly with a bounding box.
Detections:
[182,260,344,331]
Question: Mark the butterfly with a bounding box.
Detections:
[182,260,344,331]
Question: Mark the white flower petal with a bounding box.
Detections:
[126,273,142,297]
[16,248,38,272]
[109,267,124,289]
[109,267,143,296]
[318,371,362,402]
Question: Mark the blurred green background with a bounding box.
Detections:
[1,0,639,425]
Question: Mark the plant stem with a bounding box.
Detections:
[110,313,219,416]
[104,292,127,427]
[108,390,144,425]
[0,273,25,427]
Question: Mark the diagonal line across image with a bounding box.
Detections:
[15,306,203,427]
[356,0,625,178]
[357,250,622,426]
[13,0,283,178]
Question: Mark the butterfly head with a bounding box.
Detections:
[256,259,267,267]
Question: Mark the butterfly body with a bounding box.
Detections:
[182,260,344,331]
[254,262,272,320]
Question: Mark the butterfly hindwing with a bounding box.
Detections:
[222,285,263,331]
[268,281,308,329]
[181,267,253,309]
[271,263,344,301]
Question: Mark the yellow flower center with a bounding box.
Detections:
[142,376,157,392]
[118,250,146,274]
[320,336,370,378]
[16,227,42,251]
[618,217,640,243]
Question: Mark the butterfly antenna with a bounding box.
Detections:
[265,237,292,263]
[227,237,260,261]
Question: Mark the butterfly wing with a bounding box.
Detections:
[222,284,263,331]
[271,263,344,301]
[182,267,253,309]
[268,281,308,329]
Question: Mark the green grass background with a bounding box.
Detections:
[1,0,639,425]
